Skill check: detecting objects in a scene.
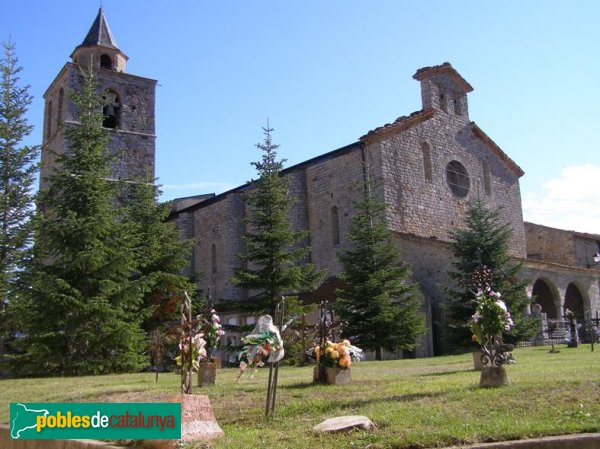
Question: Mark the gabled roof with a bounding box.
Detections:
[470,122,524,177]
[413,62,473,93]
[80,7,119,50]
[360,109,436,144]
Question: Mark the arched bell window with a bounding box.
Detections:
[100,54,113,70]
[102,90,120,129]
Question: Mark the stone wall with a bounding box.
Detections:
[41,63,156,190]
[573,235,600,270]
[392,233,456,356]
[524,222,575,266]
[370,111,527,258]
[304,145,369,275]
[193,191,246,300]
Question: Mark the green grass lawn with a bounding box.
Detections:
[1,345,599,448]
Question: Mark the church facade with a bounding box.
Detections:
[43,10,600,357]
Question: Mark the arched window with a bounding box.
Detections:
[211,243,217,274]
[57,88,64,127]
[46,101,53,139]
[421,142,433,182]
[482,159,491,195]
[446,160,470,197]
[102,90,120,129]
[100,54,113,70]
[331,205,340,245]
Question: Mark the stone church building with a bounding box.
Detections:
[42,9,600,357]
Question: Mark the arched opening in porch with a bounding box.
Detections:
[531,279,558,319]
[564,283,585,321]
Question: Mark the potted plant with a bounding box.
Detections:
[311,339,363,385]
[197,309,225,386]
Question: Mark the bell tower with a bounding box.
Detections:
[40,7,157,190]
[413,62,473,119]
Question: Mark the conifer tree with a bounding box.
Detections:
[10,67,145,376]
[335,184,425,360]
[232,124,322,319]
[121,178,194,332]
[0,40,39,335]
[445,200,538,349]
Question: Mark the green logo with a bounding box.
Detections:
[10,402,181,440]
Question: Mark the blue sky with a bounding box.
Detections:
[2,1,599,233]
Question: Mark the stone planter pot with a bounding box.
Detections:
[314,365,352,385]
[472,350,484,371]
[197,361,217,386]
[479,365,510,388]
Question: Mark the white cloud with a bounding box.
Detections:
[522,164,600,235]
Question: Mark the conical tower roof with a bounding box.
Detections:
[80,7,119,49]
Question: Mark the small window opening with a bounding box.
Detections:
[482,159,491,195]
[438,85,447,112]
[331,206,340,245]
[57,88,64,127]
[102,90,120,129]
[453,93,463,116]
[100,54,113,70]
[421,142,433,182]
[211,243,217,274]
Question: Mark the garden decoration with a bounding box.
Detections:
[177,291,195,394]
[196,294,225,386]
[468,266,515,388]
[237,305,288,417]
[310,300,360,382]
[171,292,225,392]
[309,339,364,385]
[564,308,578,348]
[237,315,285,379]
[149,329,164,383]
[584,310,599,352]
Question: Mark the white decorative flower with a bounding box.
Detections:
[495,300,507,312]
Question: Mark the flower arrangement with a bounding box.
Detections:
[469,289,514,347]
[237,315,284,379]
[175,333,205,373]
[201,309,225,362]
[174,308,224,370]
[311,339,364,370]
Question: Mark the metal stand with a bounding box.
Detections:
[265,298,285,418]
[181,291,193,394]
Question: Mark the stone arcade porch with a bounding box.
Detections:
[518,259,600,321]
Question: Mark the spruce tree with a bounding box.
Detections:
[10,66,145,376]
[445,200,538,349]
[335,185,425,360]
[0,39,39,337]
[121,178,194,332]
[232,124,322,319]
